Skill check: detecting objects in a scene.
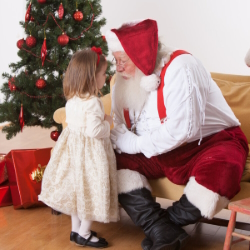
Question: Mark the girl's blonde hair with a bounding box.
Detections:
[63,48,107,100]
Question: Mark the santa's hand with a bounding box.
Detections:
[111,124,141,154]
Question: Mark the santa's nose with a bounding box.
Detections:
[116,65,124,72]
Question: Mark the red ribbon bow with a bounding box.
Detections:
[91,46,102,55]
[91,46,103,66]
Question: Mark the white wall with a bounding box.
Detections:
[1,0,250,103]
[101,0,250,75]
[0,0,26,102]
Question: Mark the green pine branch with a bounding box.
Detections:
[0,0,112,139]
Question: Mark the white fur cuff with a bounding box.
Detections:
[117,169,152,194]
[140,74,160,92]
[184,177,229,219]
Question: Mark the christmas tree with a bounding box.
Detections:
[0,0,112,140]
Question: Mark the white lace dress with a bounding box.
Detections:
[39,96,119,223]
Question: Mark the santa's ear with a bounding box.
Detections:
[245,48,250,67]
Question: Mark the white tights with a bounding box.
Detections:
[71,214,98,242]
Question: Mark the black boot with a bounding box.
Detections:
[141,194,202,250]
[167,194,202,226]
[118,188,189,250]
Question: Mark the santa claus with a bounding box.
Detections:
[106,19,248,250]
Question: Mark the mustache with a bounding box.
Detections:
[118,72,133,79]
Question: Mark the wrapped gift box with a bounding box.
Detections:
[5,148,52,209]
[0,154,8,184]
[0,181,12,207]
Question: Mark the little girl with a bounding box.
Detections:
[39,47,119,248]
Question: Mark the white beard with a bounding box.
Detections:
[114,69,149,112]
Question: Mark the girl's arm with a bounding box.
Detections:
[85,97,111,139]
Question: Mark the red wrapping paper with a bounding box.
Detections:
[0,181,12,207]
[5,148,52,209]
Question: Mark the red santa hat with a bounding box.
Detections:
[105,19,160,92]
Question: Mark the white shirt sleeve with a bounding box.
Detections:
[138,60,211,158]
[85,97,110,139]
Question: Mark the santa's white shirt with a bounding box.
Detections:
[112,53,240,159]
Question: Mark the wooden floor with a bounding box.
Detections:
[1,127,250,250]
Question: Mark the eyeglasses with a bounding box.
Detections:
[111,57,130,68]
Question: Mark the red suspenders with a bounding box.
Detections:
[124,50,190,129]
[157,50,190,123]
[123,109,131,130]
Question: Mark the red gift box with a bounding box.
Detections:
[0,154,8,184]
[5,148,52,209]
[0,181,12,207]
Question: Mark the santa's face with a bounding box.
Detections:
[114,67,149,112]
[113,51,136,78]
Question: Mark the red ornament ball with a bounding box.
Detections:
[17,39,25,49]
[8,77,16,92]
[73,10,83,21]
[30,16,35,22]
[26,35,37,48]
[37,0,47,3]
[57,33,69,46]
[8,78,14,88]
[11,85,17,91]
[50,131,60,141]
[36,78,46,89]
[102,35,106,42]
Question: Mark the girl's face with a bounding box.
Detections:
[96,63,107,90]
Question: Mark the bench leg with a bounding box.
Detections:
[223,211,236,250]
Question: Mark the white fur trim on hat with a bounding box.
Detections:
[105,30,124,52]
[184,177,229,219]
[140,74,160,92]
[117,169,152,194]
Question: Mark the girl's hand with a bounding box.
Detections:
[104,114,113,126]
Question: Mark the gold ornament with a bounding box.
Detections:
[30,164,46,182]
[0,154,5,161]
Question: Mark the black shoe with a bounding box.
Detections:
[141,231,189,250]
[75,232,108,248]
[70,230,97,242]
[141,228,189,250]
[149,224,189,250]
[167,194,202,226]
[118,188,189,250]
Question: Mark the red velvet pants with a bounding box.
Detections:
[116,126,249,199]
